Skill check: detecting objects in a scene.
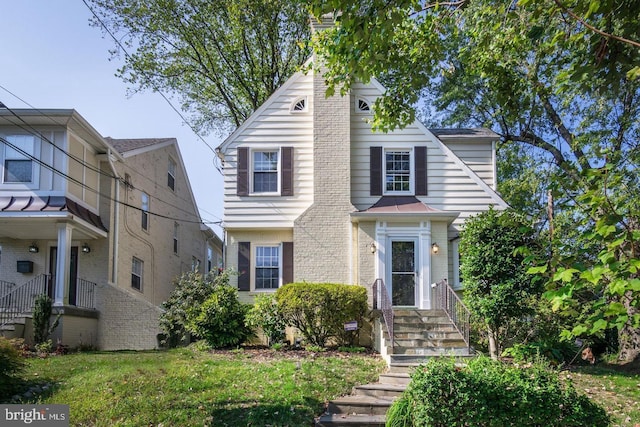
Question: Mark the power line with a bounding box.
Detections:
[0,135,219,226]
[81,0,220,160]
[0,100,223,225]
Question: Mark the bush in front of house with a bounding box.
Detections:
[386,357,610,427]
[0,337,25,400]
[32,294,60,345]
[187,284,253,349]
[244,293,287,346]
[275,282,368,347]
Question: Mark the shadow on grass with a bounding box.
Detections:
[0,377,59,404]
[208,398,324,427]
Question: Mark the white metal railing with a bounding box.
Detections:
[373,278,394,348]
[432,278,470,350]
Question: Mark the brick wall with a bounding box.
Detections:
[293,68,356,283]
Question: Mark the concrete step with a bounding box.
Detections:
[392,324,458,334]
[316,414,386,427]
[392,338,467,349]
[389,346,470,356]
[394,316,452,325]
[388,354,475,370]
[353,383,406,399]
[327,396,395,416]
[393,309,446,316]
[393,330,462,340]
[378,373,410,386]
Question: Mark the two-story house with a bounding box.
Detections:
[0,109,222,350]
[217,20,507,355]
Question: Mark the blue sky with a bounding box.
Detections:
[0,1,224,235]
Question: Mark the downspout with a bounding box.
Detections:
[106,149,120,283]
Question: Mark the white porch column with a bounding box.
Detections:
[419,221,432,309]
[54,222,72,306]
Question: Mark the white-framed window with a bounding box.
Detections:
[290,96,308,113]
[252,150,279,193]
[141,192,149,231]
[173,222,179,254]
[452,239,463,290]
[192,256,201,272]
[131,257,143,291]
[168,157,176,191]
[255,245,280,290]
[384,149,413,194]
[2,135,38,185]
[355,97,371,113]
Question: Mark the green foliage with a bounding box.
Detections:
[186,284,252,349]
[32,295,60,345]
[244,293,286,345]
[337,346,366,353]
[0,337,25,400]
[460,207,542,357]
[160,271,228,347]
[275,283,368,347]
[386,357,610,426]
[88,0,310,134]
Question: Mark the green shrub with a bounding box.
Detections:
[386,357,610,427]
[160,271,230,347]
[186,284,252,348]
[244,294,286,345]
[32,294,60,345]
[0,337,25,400]
[275,283,367,347]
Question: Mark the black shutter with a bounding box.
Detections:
[415,146,428,196]
[370,146,382,196]
[237,147,249,196]
[282,242,294,285]
[237,242,250,291]
[281,147,293,196]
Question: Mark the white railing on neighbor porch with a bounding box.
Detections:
[0,274,50,328]
[432,278,470,350]
[373,278,394,349]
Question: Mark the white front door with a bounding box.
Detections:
[387,239,418,306]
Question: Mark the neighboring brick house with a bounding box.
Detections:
[216,22,507,352]
[0,109,222,350]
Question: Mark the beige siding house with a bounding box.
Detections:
[217,50,507,352]
[0,109,222,350]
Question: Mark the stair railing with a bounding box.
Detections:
[432,278,470,351]
[0,274,50,328]
[373,278,394,348]
[75,278,97,309]
[0,280,16,298]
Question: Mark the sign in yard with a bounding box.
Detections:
[344,321,358,331]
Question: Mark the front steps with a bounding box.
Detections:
[316,309,473,426]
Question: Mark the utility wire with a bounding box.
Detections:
[0,136,220,225]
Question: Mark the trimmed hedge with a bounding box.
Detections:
[275,283,367,347]
[386,357,610,427]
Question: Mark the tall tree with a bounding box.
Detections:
[88,0,310,135]
[309,0,640,361]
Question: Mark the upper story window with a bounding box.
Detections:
[356,97,371,113]
[173,222,179,254]
[168,157,176,191]
[253,150,278,193]
[141,192,149,231]
[131,257,143,291]
[290,97,308,113]
[255,245,280,290]
[385,149,412,193]
[2,135,35,183]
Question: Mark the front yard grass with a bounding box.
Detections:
[16,347,386,426]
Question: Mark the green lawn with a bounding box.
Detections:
[17,347,386,427]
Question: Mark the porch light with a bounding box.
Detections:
[82,243,91,254]
[28,243,39,253]
[431,243,440,254]
[369,242,377,254]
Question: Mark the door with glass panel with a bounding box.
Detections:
[388,239,417,306]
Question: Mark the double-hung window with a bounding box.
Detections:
[252,151,278,193]
[385,150,412,193]
[168,158,176,191]
[3,135,35,183]
[131,257,143,291]
[141,192,149,231]
[255,246,280,289]
[173,222,179,254]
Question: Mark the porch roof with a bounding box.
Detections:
[350,196,460,223]
[0,195,108,239]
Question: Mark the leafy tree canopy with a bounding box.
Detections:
[88,0,310,135]
[310,0,640,362]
